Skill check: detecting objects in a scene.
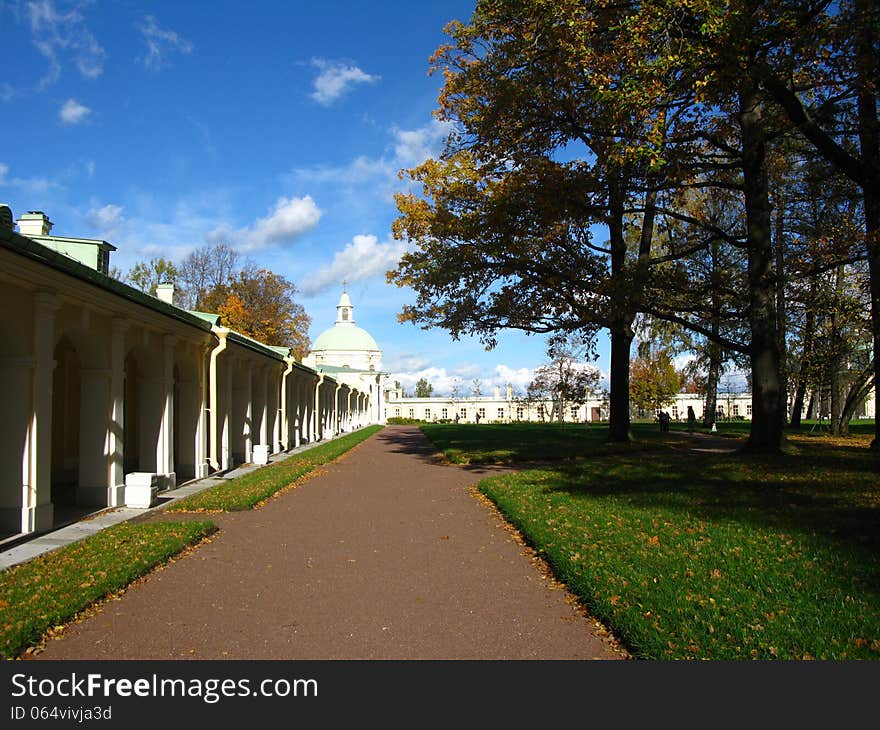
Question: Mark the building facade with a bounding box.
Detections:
[0,209,376,538]
[302,289,385,427]
[383,387,876,426]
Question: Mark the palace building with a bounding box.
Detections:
[0,207,376,540]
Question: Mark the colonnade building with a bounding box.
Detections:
[0,208,377,539]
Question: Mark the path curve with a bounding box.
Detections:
[36,426,624,660]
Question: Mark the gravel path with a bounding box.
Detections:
[36,426,625,660]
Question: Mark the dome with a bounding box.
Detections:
[311,324,379,352]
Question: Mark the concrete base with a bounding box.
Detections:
[253,445,269,465]
[124,473,159,508]
[124,472,175,508]
[196,462,211,479]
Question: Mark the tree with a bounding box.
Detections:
[177,242,242,311]
[629,343,683,415]
[390,0,675,443]
[471,378,483,398]
[752,0,880,448]
[414,378,434,397]
[124,257,179,297]
[526,333,600,422]
[201,269,311,358]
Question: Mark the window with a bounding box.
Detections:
[460,408,467,419]
[342,309,349,321]
[478,407,486,419]
[672,405,679,419]
[716,406,724,418]
[394,408,400,417]
[441,408,448,419]
[497,408,505,419]
[408,408,415,419]
[732,404,740,416]
[516,406,524,420]
[424,408,431,419]
[571,407,579,421]
[747,404,753,416]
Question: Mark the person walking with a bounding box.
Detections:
[687,406,696,434]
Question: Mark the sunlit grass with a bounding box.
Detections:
[422,421,880,659]
[0,521,217,659]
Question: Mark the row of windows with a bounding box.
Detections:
[391,405,590,421]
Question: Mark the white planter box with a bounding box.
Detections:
[124,472,160,508]
[253,445,269,465]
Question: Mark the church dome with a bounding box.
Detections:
[308,288,380,354]
[312,324,379,352]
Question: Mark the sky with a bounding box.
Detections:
[0,0,629,396]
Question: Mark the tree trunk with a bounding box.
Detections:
[841,367,875,434]
[740,83,786,452]
[806,389,816,420]
[606,173,634,442]
[829,265,845,435]
[703,343,721,428]
[774,185,788,424]
[790,277,818,429]
[856,0,880,450]
[608,324,634,441]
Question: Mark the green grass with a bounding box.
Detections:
[422,422,880,659]
[420,422,622,464]
[167,426,383,512]
[0,520,216,659]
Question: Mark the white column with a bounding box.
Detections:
[108,318,127,504]
[195,345,210,478]
[260,367,269,450]
[222,358,232,469]
[156,335,175,488]
[28,292,59,533]
[244,362,253,463]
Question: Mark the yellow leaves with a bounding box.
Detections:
[647,535,660,547]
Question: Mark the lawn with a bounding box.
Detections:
[420,422,880,659]
[0,520,217,659]
[420,422,630,464]
[167,425,383,512]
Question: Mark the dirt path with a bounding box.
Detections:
[35,426,625,660]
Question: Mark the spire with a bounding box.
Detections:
[336,287,354,325]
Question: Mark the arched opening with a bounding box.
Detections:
[173,353,200,483]
[0,316,32,537]
[51,336,80,509]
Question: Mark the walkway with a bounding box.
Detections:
[33,426,625,660]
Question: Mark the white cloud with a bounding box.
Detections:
[286,120,453,202]
[208,195,322,252]
[299,234,407,296]
[27,0,105,87]
[310,58,379,106]
[138,15,193,70]
[391,119,453,168]
[85,203,124,233]
[59,98,90,124]
[0,162,8,184]
[388,362,538,397]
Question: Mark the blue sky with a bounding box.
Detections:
[0,0,619,395]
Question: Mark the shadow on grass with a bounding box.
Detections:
[537,450,880,570]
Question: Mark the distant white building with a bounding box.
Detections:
[302,289,385,427]
[384,388,875,425]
